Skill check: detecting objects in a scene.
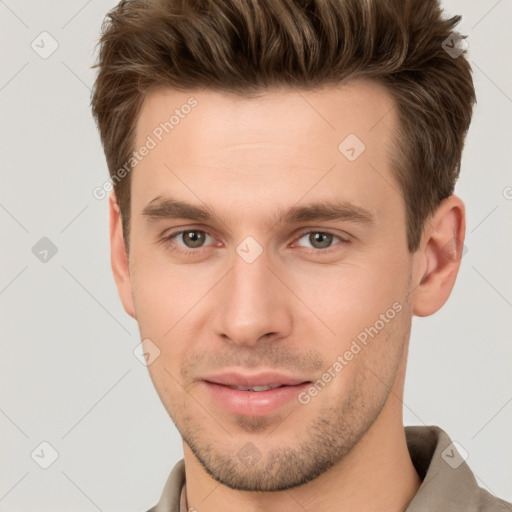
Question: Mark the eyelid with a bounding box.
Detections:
[291,229,351,252]
[160,224,215,240]
[294,227,351,241]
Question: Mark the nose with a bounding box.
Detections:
[213,249,293,347]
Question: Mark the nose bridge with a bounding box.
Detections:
[214,244,292,346]
[231,248,271,306]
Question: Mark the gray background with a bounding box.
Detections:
[1,0,511,510]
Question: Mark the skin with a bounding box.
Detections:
[109,80,465,512]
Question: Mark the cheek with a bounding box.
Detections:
[317,300,409,405]
[146,359,185,421]
[286,257,405,329]
[131,274,172,337]
[290,257,409,381]
[129,249,205,335]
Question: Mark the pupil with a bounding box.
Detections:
[183,231,205,248]
[310,232,332,249]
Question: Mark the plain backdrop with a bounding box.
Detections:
[1,1,511,510]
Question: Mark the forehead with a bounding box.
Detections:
[135,80,396,160]
[131,81,401,226]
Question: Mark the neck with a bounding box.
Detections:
[182,398,421,512]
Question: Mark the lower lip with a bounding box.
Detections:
[203,381,310,416]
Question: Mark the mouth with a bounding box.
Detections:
[219,384,288,392]
[201,371,312,416]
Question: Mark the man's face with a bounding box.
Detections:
[123,81,418,491]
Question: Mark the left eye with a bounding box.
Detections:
[295,231,343,250]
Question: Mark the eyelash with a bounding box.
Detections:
[161,228,350,257]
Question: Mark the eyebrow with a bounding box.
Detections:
[141,196,374,228]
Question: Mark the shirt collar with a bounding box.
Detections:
[404,425,480,510]
[150,425,501,512]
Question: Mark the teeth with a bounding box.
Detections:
[231,384,282,391]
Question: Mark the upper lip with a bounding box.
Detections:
[202,371,311,387]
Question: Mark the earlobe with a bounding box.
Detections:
[412,195,466,317]
[109,191,136,319]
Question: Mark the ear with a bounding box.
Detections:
[411,194,466,317]
[109,191,136,319]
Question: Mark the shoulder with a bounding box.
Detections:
[478,488,512,511]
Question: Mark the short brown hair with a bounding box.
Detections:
[91,0,475,252]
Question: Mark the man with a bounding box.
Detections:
[91,0,511,511]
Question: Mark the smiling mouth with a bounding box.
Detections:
[202,379,312,416]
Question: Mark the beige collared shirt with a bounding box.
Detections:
[146,425,511,511]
